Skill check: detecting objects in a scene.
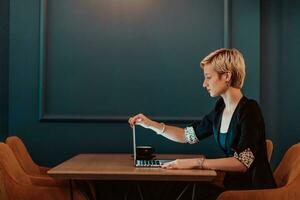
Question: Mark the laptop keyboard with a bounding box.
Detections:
[136,159,171,167]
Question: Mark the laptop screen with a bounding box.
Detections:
[132,125,174,167]
[132,125,137,165]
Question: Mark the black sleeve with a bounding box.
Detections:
[185,98,222,142]
[189,109,214,141]
[232,101,265,167]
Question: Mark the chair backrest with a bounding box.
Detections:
[0,143,32,185]
[0,171,9,200]
[0,142,86,200]
[5,136,41,175]
[266,139,273,162]
[274,143,300,187]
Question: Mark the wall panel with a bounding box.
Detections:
[9,0,260,165]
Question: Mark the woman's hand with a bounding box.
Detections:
[161,158,200,170]
[128,113,153,129]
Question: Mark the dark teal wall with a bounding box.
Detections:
[279,0,300,156]
[8,0,300,168]
[231,0,260,100]
[0,0,9,140]
[261,0,300,167]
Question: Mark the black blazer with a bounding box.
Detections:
[190,96,277,190]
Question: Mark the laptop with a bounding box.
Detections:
[132,125,173,167]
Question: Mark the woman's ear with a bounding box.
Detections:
[225,71,232,82]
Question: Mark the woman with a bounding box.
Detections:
[128,48,276,200]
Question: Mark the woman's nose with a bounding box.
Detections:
[203,80,207,88]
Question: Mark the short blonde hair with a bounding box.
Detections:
[200,48,246,89]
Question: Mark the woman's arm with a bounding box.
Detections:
[162,157,247,173]
[203,157,247,172]
[128,113,186,143]
[148,120,186,143]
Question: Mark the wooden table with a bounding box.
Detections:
[48,154,216,182]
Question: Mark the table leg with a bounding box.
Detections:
[176,183,190,200]
[73,180,97,200]
[69,180,74,200]
[191,183,196,200]
[85,180,97,200]
[136,183,144,200]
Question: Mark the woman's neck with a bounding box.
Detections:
[221,88,243,113]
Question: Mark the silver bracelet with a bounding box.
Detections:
[149,122,166,135]
[160,123,166,134]
[197,157,206,169]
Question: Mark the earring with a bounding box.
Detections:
[226,81,230,87]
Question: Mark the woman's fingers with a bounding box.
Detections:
[128,113,153,129]
[162,161,177,169]
[128,114,145,127]
[128,117,134,127]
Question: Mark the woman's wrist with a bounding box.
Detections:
[196,157,206,169]
[159,123,166,134]
[147,121,165,135]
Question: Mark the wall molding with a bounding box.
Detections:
[224,0,232,48]
[38,0,232,123]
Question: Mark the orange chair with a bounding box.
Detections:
[5,136,49,176]
[5,136,95,200]
[0,142,86,200]
[217,143,300,200]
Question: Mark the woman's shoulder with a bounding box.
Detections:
[214,96,260,110]
[238,96,263,119]
[213,96,262,116]
[240,96,260,110]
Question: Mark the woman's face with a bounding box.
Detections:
[202,64,228,97]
